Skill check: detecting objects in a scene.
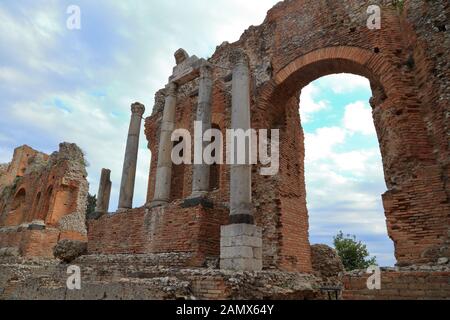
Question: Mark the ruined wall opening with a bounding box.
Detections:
[299,74,395,266]
[171,137,186,200]
[30,191,42,222]
[47,185,79,225]
[42,186,53,222]
[258,47,410,271]
[7,188,26,226]
[209,123,221,191]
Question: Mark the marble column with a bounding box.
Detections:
[118,102,145,210]
[191,64,213,198]
[95,168,112,215]
[229,51,253,225]
[220,50,262,271]
[151,82,178,207]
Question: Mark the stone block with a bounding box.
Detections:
[220,258,262,271]
[28,220,46,231]
[253,247,262,259]
[181,196,214,209]
[220,224,262,238]
[220,224,263,271]
[220,246,253,259]
[221,235,262,248]
[53,240,87,262]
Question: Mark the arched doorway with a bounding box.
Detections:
[300,73,395,267]
[255,45,446,271]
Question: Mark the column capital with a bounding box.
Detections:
[166,82,178,97]
[131,102,145,116]
[199,63,213,79]
[229,49,249,67]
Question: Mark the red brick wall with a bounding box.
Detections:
[88,203,228,267]
[144,0,449,271]
[343,270,450,300]
[0,229,59,258]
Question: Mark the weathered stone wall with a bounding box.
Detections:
[0,256,328,300]
[343,265,450,300]
[0,145,49,189]
[87,201,228,267]
[144,0,449,271]
[0,143,89,258]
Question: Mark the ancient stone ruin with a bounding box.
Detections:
[0,0,449,300]
[0,143,88,258]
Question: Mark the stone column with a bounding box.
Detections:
[191,64,213,198]
[118,102,145,210]
[229,51,253,224]
[95,168,112,216]
[220,50,262,271]
[151,82,178,207]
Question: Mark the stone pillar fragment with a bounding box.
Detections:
[229,50,253,224]
[220,50,262,271]
[118,102,145,210]
[151,82,178,207]
[191,64,213,198]
[95,169,112,215]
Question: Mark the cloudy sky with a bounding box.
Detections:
[0,0,395,266]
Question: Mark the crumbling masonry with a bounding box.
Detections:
[0,144,88,258]
[89,0,450,271]
[0,0,449,300]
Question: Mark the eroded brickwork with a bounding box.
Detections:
[0,0,448,301]
[343,266,450,300]
[0,143,89,258]
[143,0,449,271]
[0,255,327,300]
[88,201,228,267]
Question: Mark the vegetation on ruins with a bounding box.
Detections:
[333,231,377,271]
[86,193,97,217]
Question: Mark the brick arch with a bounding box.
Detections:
[138,0,449,273]
[5,188,27,226]
[253,44,448,270]
[275,46,384,91]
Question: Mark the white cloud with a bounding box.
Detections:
[321,74,371,94]
[343,101,376,135]
[305,127,346,161]
[333,149,383,177]
[301,76,392,264]
[7,91,151,211]
[300,83,329,123]
[0,0,279,211]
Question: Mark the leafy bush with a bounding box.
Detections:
[333,231,377,271]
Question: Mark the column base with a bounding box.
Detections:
[220,224,262,271]
[188,191,208,199]
[148,200,169,209]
